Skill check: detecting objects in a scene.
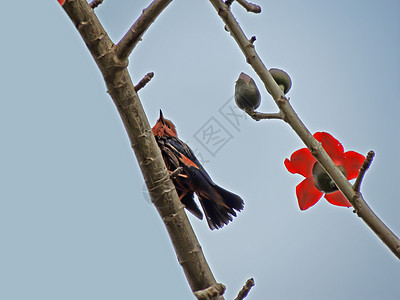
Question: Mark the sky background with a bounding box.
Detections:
[1,1,399,299]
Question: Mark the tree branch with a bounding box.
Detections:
[134,72,154,92]
[89,0,103,9]
[236,0,261,13]
[169,166,183,179]
[62,0,224,297]
[194,283,226,300]
[246,110,283,121]
[116,0,172,61]
[234,278,255,300]
[353,150,375,193]
[208,0,400,259]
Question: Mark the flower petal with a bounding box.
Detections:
[284,148,316,178]
[58,0,66,5]
[324,191,352,207]
[296,177,323,210]
[344,151,365,179]
[314,132,344,165]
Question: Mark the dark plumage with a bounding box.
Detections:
[152,110,244,230]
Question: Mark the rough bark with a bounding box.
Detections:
[62,0,224,297]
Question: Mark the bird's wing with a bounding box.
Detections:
[166,137,231,209]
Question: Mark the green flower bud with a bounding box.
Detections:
[312,162,347,193]
[269,68,292,94]
[235,72,261,111]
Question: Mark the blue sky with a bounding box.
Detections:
[1,1,399,299]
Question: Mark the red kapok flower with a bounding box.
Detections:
[58,0,66,5]
[284,132,365,210]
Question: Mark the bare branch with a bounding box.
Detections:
[246,110,283,121]
[353,150,375,193]
[116,0,172,61]
[224,0,261,13]
[208,0,400,259]
[234,278,255,300]
[134,72,154,92]
[89,0,103,9]
[236,0,261,13]
[194,283,226,300]
[62,0,225,297]
[169,167,183,179]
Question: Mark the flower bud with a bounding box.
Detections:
[269,68,292,94]
[235,73,261,111]
[312,162,347,193]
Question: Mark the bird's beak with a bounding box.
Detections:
[159,109,165,125]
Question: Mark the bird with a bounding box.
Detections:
[152,110,244,230]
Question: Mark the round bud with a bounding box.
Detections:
[269,68,292,94]
[235,72,261,111]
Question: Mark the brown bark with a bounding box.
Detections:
[62,0,224,297]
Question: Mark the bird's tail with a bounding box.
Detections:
[198,185,244,230]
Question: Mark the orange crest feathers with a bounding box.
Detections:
[152,110,178,138]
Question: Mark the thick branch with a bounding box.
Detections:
[208,0,400,259]
[62,0,224,297]
[116,0,172,60]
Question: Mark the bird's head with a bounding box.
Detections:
[152,110,178,138]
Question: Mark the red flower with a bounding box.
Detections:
[284,132,365,210]
[58,0,66,5]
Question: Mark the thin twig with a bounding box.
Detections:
[246,110,283,121]
[134,72,154,92]
[225,0,234,7]
[116,0,172,61]
[89,0,103,9]
[236,0,261,13]
[169,167,183,179]
[234,278,255,300]
[208,0,400,260]
[353,150,375,192]
[194,283,226,300]
[249,36,256,44]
